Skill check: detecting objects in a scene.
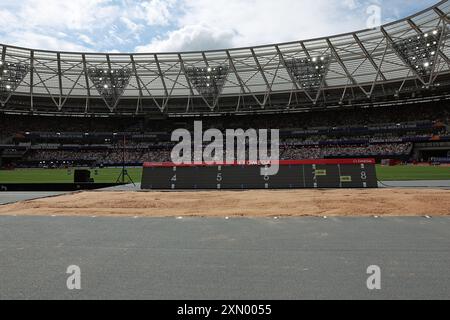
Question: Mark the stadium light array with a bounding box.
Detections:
[185,65,229,100]
[285,56,330,95]
[87,67,132,108]
[391,28,443,80]
[0,61,29,101]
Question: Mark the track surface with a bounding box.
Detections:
[0,179,448,208]
[0,216,449,300]
[0,192,67,205]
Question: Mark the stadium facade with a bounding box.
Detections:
[0,1,450,171]
[0,1,450,116]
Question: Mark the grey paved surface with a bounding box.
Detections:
[0,192,67,205]
[379,180,450,189]
[101,183,141,191]
[0,216,449,300]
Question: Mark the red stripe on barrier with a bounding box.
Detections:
[143,158,375,168]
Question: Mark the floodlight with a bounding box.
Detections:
[185,65,229,101]
[0,60,29,99]
[87,67,132,108]
[391,28,442,79]
[285,55,330,95]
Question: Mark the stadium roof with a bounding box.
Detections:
[1,0,450,117]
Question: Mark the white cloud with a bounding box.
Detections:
[178,0,372,47]
[0,0,439,53]
[136,24,236,53]
[140,0,177,26]
[78,34,96,46]
[3,31,91,52]
[120,17,144,34]
[135,0,379,52]
[17,0,120,31]
[0,9,19,26]
[0,0,181,52]
[0,0,124,51]
[342,0,359,10]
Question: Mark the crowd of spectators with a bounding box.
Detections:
[1,102,449,139]
[26,148,172,164]
[25,142,413,165]
[280,143,412,160]
[193,103,450,131]
[0,115,141,142]
[28,150,110,162]
[2,101,448,166]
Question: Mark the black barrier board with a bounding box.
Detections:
[141,159,378,190]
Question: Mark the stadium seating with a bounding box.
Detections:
[1,102,449,167]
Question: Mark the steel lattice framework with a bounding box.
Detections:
[1,1,450,117]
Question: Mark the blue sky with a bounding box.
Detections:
[0,0,439,53]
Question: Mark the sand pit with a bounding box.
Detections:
[0,189,449,217]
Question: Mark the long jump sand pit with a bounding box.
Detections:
[0,189,449,217]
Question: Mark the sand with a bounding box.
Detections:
[0,189,449,217]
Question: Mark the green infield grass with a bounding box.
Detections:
[0,165,448,183]
[375,165,450,181]
[0,167,143,184]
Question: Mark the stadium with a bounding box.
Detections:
[0,0,450,301]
